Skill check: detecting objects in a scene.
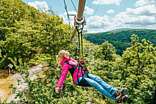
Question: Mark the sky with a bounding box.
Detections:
[23,0,156,33]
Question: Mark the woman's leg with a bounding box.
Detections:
[87,73,117,98]
[83,77,115,100]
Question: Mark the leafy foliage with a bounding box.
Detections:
[120,35,156,104]
[0,0,72,70]
[90,34,156,104]
[94,41,117,61]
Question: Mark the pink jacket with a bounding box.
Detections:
[55,57,85,90]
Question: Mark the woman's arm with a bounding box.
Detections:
[69,58,78,65]
[55,64,69,92]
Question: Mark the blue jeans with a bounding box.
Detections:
[78,73,117,100]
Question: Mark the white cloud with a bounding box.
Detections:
[135,0,156,7]
[115,4,156,20]
[92,0,122,5]
[112,4,156,28]
[126,5,156,16]
[61,11,77,25]
[28,1,49,12]
[135,0,150,7]
[86,1,156,32]
[85,6,94,15]
[107,9,115,14]
[87,15,112,30]
[115,13,156,26]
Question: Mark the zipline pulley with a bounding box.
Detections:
[74,15,86,59]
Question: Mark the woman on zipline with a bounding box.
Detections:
[55,50,128,103]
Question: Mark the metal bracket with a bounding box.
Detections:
[74,16,86,28]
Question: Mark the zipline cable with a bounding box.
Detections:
[71,0,77,12]
[63,0,71,25]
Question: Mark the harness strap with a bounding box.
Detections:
[64,61,87,84]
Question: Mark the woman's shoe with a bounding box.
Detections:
[115,88,128,103]
[122,94,128,102]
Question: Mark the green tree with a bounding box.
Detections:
[120,35,156,104]
[94,41,117,61]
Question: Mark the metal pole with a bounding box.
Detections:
[77,0,86,20]
[70,0,86,41]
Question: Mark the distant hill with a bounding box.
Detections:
[84,28,156,54]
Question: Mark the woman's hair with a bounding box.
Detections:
[57,50,70,64]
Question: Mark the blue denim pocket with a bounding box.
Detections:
[77,76,91,87]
